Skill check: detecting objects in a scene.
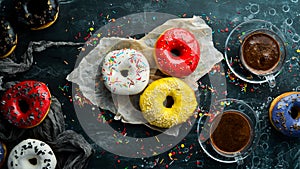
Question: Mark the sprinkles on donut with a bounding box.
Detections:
[102,49,150,95]
[139,77,197,128]
[155,28,200,78]
[0,18,17,59]
[0,80,51,128]
[14,0,59,30]
[269,92,300,137]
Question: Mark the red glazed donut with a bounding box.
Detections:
[0,80,51,128]
[155,28,200,77]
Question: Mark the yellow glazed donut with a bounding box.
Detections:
[139,77,197,128]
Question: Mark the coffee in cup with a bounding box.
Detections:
[210,111,252,156]
[240,30,281,75]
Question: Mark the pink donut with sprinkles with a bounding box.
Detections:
[102,49,150,95]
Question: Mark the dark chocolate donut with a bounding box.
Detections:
[0,18,17,58]
[14,0,59,30]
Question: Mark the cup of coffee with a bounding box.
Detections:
[197,99,261,164]
[240,29,286,87]
[210,111,253,157]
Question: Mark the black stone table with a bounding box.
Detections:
[0,0,299,168]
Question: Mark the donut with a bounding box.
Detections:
[139,77,197,128]
[0,18,17,59]
[102,49,150,95]
[0,80,51,128]
[0,142,7,168]
[154,28,200,77]
[8,139,57,169]
[269,92,300,137]
[14,0,59,30]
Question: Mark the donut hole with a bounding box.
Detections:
[170,49,181,57]
[120,69,129,77]
[163,96,174,108]
[18,99,30,113]
[28,158,37,165]
[290,106,300,119]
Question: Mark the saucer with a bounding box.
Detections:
[197,99,261,164]
[224,19,287,87]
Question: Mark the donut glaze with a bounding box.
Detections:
[102,49,150,95]
[8,139,57,169]
[269,92,300,137]
[0,142,7,168]
[155,28,200,77]
[0,81,51,128]
[139,77,197,128]
[14,0,59,30]
[0,18,17,58]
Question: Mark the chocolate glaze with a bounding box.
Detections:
[210,111,252,154]
[14,0,59,29]
[0,18,17,57]
[241,31,280,73]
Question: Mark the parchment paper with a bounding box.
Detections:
[67,16,224,136]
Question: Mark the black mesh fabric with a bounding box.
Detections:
[0,41,84,75]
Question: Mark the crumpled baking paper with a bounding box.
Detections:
[67,16,224,136]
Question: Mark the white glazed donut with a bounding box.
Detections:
[102,49,150,95]
[8,139,57,169]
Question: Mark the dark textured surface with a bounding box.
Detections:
[0,0,300,168]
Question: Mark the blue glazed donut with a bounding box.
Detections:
[0,142,7,168]
[269,92,300,137]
